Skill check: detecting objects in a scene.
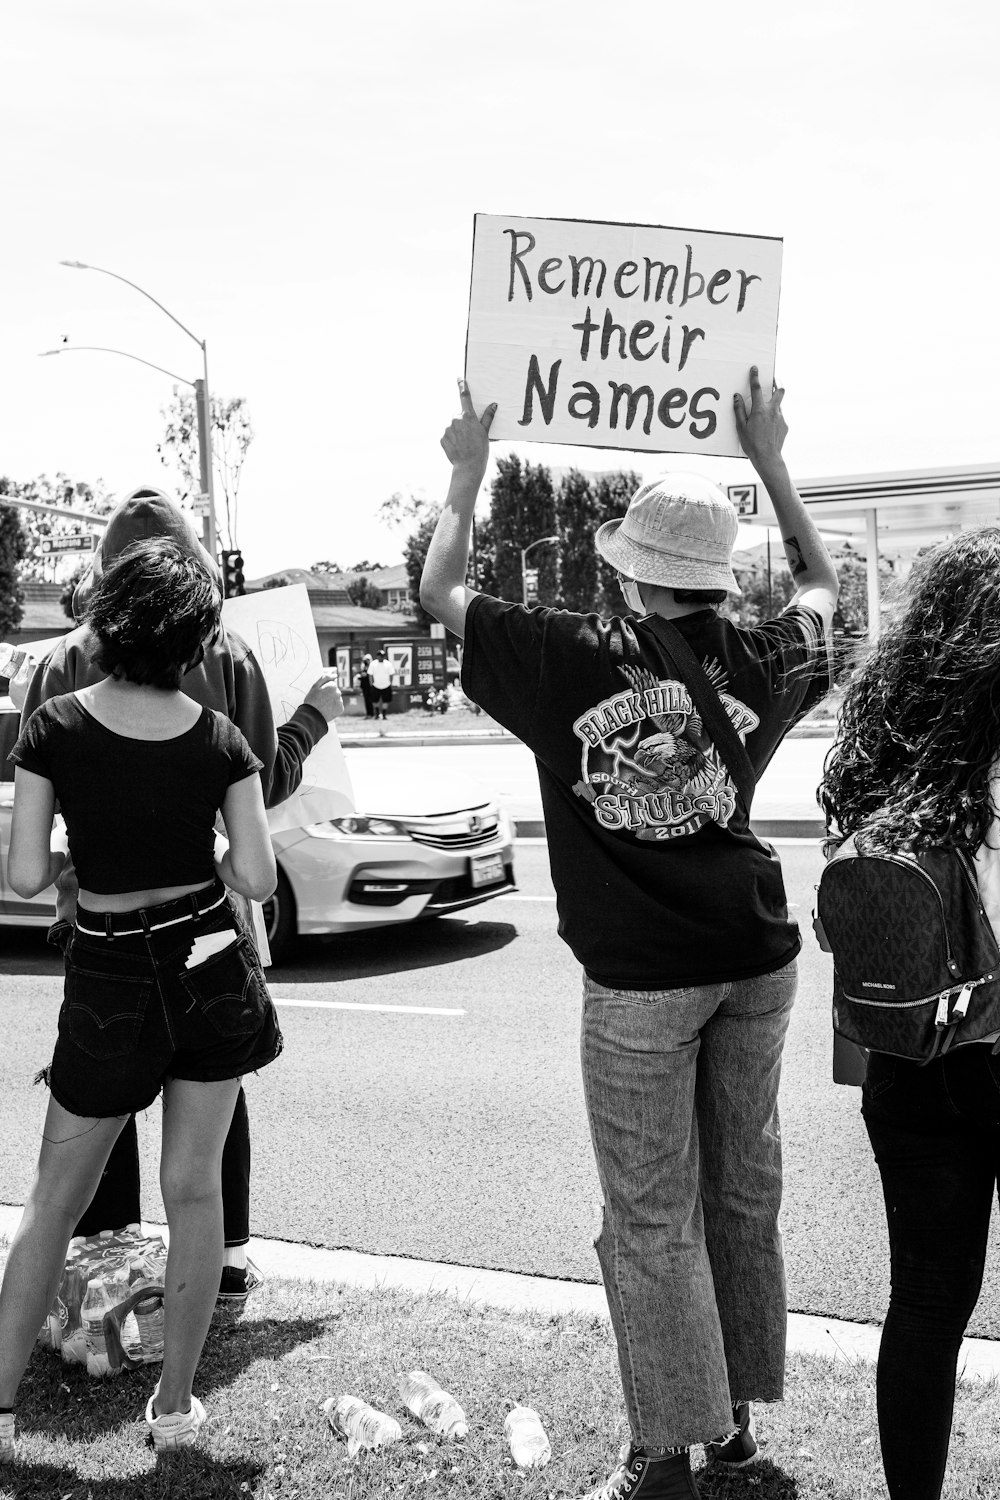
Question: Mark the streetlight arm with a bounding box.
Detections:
[39,347,194,387]
[59,261,205,350]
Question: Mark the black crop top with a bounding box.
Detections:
[10,694,263,894]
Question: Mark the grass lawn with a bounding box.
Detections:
[2,1270,1000,1499]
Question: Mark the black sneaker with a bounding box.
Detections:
[577,1445,700,1499]
[215,1258,264,1311]
[705,1402,759,1467]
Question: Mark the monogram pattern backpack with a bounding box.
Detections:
[815,835,1000,1064]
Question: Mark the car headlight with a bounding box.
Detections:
[313,816,411,839]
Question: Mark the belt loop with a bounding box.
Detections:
[139,908,153,936]
[189,891,202,918]
[104,914,115,942]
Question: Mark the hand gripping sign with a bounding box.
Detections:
[464,214,782,459]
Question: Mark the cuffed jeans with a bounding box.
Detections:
[862,1046,1000,1500]
[581,959,797,1448]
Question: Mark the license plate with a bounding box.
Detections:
[470,853,505,889]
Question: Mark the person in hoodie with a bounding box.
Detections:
[18,487,343,1303]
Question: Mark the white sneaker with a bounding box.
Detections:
[0,1412,14,1460]
[145,1393,207,1451]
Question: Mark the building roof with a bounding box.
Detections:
[17,583,71,633]
[306,603,417,630]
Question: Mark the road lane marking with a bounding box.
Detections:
[271,997,465,1016]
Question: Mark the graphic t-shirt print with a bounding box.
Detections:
[571,659,759,841]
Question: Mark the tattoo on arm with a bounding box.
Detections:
[785,534,806,577]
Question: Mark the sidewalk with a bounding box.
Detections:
[2,1203,998,1381]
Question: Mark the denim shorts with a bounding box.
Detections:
[46,879,283,1119]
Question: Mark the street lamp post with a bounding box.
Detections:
[520,534,559,607]
[57,261,218,557]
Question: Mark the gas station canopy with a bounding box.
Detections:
[737,462,1000,633]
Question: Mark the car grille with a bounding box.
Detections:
[402,806,501,850]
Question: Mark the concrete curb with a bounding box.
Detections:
[2,1204,997,1381]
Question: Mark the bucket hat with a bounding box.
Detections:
[594,473,741,595]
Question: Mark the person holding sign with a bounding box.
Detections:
[421,371,838,1500]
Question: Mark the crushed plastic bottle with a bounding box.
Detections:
[504,1406,551,1469]
[398,1369,468,1439]
[0,643,27,681]
[322,1394,402,1456]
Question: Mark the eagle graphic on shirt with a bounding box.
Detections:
[571,659,759,841]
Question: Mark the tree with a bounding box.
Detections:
[60,563,88,621]
[0,474,113,583]
[262,574,292,590]
[0,506,27,638]
[555,469,601,611]
[593,470,642,613]
[346,575,383,610]
[403,508,442,628]
[158,390,254,550]
[309,560,341,575]
[348,559,384,573]
[489,456,557,604]
[728,559,797,627]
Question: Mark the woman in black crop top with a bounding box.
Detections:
[0,539,282,1457]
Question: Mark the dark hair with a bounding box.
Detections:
[87,537,222,690]
[671,587,727,605]
[821,526,1000,854]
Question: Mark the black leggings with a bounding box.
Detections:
[74,1086,251,1247]
[862,1046,1000,1500]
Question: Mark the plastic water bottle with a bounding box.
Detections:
[322,1394,402,1456]
[397,1369,468,1439]
[81,1277,115,1375]
[504,1406,551,1468]
[134,1290,165,1360]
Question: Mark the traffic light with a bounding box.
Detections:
[221,549,245,598]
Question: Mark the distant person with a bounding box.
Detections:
[821,528,1000,1500]
[368,647,395,720]
[19,486,343,1304]
[421,371,838,1500]
[357,653,375,718]
[1,536,281,1454]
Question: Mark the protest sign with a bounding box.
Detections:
[222,584,355,833]
[465,214,782,458]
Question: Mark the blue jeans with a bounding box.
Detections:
[580,959,797,1448]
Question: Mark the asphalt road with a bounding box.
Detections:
[3,839,1000,1337]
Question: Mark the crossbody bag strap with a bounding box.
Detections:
[644,615,756,813]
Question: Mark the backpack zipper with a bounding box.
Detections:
[843,975,993,1025]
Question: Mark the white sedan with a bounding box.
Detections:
[0,719,516,962]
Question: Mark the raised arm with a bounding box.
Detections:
[419,380,497,641]
[734,367,839,624]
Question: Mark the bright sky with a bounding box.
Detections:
[2,1,997,576]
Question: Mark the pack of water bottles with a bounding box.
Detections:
[36,1225,168,1378]
[323,1369,551,1469]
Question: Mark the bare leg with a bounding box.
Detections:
[154,1076,241,1415]
[0,1100,128,1406]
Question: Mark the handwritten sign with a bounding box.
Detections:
[465,214,782,458]
[222,585,355,834]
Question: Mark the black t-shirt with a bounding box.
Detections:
[462,596,830,988]
[11,695,263,894]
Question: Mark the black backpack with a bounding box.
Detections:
[814,836,1000,1064]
